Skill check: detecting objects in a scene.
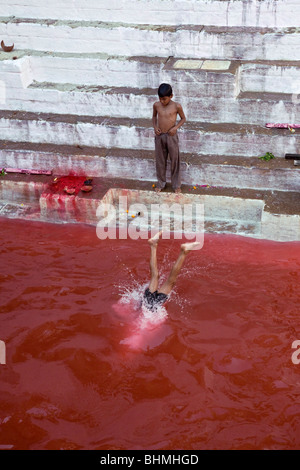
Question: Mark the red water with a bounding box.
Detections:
[0,217,299,450]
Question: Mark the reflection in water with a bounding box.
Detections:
[0,218,300,450]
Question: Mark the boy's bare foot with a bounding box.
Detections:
[148,230,163,246]
[174,188,181,194]
[155,187,162,193]
[181,241,202,253]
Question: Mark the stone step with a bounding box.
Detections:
[0,80,295,126]
[5,49,300,92]
[1,51,299,110]
[0,18,299,60]
[0,200,41,220]
[237,63,300,98]
[0,141,299,193]
[31,54,236,91]
[1,52,299,123]
[0,111,299,158]
[1,0,298,28]
[0,172,299,241]
[0,51,236,97]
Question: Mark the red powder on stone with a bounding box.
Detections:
[49,176,87,196]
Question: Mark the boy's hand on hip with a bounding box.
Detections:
[168,127,177,136]
[154,127,162,136]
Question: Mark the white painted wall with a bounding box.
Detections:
[0,0,299,27]
[0,0,299,167]
[0,54,299,125]
[238,64,300,95]
[0,20,299,60]
[1,85,298,126]
[0,116,298,157]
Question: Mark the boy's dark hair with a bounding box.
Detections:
[158,83,172,97]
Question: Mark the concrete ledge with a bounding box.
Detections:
[0,174,299,241]
[261,211,300,241]
[0,176,48,203]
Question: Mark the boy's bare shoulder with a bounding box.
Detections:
[153,101,160,113]
[173,100,184,110]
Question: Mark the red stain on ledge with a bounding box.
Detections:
[49,175,87,196]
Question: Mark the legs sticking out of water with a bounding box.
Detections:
[147,230,163,293]
[147,231,200,296]
[157,241,201,296]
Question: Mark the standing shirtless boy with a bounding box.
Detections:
[152,83,186,193]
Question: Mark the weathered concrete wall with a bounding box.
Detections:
[0,54,299,124]
[0,0,299,188]
[1,178,299,241]
[1,148,299,192]
[0,20,299,60]
[0,113,299,158]
[1,0,300,27]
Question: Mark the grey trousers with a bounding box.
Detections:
[155,133,181,190]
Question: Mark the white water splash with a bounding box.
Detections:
[114,282,170,350]
[114,248,205,349]
[119,282,168,328]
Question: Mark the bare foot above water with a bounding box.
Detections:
[148,230,163,246]
[181,241,202,252]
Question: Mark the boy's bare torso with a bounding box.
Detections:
[153,99,187,135]
[154,100,178,133]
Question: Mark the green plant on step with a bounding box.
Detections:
[259,152,276,161]
[0,168,6,176]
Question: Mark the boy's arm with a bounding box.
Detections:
[152,103,161,135]
[168,104,186,136]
